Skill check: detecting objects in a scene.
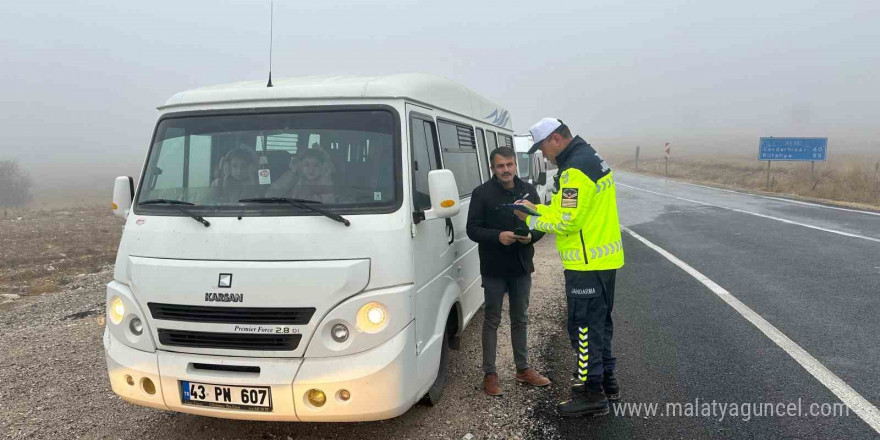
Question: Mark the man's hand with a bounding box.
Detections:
[512,200,537,221]
[515,233,532,244]
[499,231,518,246]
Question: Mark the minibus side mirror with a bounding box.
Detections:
[422,169,460,221]
[536,171,547,186]
[530,153,548,186]
[112,176,134,219]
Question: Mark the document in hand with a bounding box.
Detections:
[502,204,542,216]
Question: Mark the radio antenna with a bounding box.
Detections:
[266,0,274,87]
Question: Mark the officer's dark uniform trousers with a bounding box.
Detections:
[565,269,616,384]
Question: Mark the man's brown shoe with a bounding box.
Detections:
[515,368,551,387]
[483,373,503,396]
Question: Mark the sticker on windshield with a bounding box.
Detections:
[374,191,382,201]
[258,169,271,185]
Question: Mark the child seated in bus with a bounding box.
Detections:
[211,146,260,203]
[269,147,336,203]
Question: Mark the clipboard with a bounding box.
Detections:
[502,204,541,216]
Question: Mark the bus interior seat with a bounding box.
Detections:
[262,150,292,183]
[370,144,394,201]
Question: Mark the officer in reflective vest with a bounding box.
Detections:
[513,118,624,417]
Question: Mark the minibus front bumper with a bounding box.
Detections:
[104,321,419,422]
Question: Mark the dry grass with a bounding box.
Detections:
[605,152,880,209]
[0,204,123,297]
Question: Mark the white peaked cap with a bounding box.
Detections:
[528,118,563,154]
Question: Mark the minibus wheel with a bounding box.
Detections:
[422,324,451,406]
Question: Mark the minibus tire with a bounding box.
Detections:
[422,325,451,406]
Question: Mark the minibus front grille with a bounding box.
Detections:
[158,329,301,351]
[148,303,315,325]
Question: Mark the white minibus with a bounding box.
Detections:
[105,74,517,422]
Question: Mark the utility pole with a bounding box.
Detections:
[664,142,670,176]
[811,161,816,189]
[635,146,640,171]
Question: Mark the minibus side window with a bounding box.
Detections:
[474,127,489,181]
[517,152,531,180]
[308,134,321,149]
[410,116,439,211]
[187,135,212,188]
[498,133,514,149]
[486,130,498,151]
[264,133,299,153]
[437,120,481,198]
[151,128,185,190]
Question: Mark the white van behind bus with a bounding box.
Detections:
[513,134,557,203]
[105,74,516,422]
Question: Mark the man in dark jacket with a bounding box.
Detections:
[466,146,551,396]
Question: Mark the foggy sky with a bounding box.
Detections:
[1,0,878,189]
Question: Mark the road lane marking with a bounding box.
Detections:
[617,172,880,217]
[618,182,880,244]
[622,226,880,434]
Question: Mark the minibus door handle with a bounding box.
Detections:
[445,218,454,245]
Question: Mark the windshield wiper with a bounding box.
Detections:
[139,199,211,228]
[239,197,351,227]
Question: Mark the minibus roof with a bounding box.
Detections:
[160,73,513,130]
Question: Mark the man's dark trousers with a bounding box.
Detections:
[466,175,543,376]
[482,274,531,374]
[565,269,616,386]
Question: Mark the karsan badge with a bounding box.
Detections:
[561,188,579,208]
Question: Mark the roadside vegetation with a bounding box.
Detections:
[606,153,880,209]
[0,204,122,298]
[0,159,33,209]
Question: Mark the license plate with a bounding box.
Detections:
[180,380,272,412]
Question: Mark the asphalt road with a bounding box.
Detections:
[2,171,879,439]
[560,171,879,439]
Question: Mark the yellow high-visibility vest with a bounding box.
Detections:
[526,165,624,272]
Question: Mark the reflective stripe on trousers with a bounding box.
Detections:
[577,326,588,382]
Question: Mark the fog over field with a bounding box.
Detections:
[1,0,878,203]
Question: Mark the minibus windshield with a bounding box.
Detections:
[136,109,399,216]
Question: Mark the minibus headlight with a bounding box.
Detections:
[356,302,388,333]
[367,307,385,325]
[109,296,125,325]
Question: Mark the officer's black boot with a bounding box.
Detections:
[556,383,609,417]
[572,371,621,399]
[603,370,620,401]
[570,370,584,393]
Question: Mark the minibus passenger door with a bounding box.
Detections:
[407,105,456,356]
